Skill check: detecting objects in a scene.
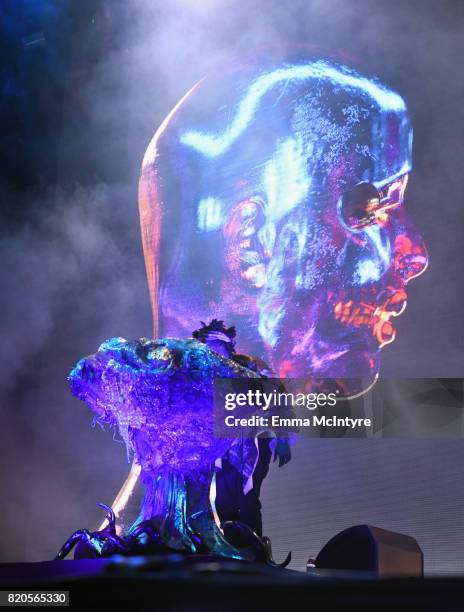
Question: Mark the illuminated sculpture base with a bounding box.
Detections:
[57,337,288,564]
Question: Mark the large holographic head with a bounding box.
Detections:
[139,58,428,384]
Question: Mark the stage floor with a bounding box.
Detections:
[1,557,463,610]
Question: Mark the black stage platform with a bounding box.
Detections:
[0,556,463,610]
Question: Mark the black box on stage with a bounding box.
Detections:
[315,525,423,577]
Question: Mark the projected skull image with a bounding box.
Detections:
[139,59,428,387]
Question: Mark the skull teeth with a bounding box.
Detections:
[334,300,376,326]
[334,300,398,347]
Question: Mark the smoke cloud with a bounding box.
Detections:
[0,0,462,571]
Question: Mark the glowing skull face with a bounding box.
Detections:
[139,60,428,383]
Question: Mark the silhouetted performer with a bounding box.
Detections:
[193,319,291,536]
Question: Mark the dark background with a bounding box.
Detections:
[0,0,463,573]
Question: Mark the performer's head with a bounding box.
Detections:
[139,58,428,385]
[192,319,236,359]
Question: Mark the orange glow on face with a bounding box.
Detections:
[393,235,429,282]
[334,285,408,348]
[334,299,375,326]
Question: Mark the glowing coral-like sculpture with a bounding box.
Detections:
[67,336,259,556]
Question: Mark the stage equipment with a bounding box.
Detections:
[315,524,423,577]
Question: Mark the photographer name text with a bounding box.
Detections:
[223,415,371,429]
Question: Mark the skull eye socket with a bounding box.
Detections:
[338,182,381,232]
[339,175,408,232]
